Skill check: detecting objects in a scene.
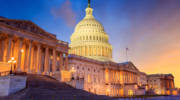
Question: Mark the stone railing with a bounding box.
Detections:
[0,71,10,77]
[0,62,11,76]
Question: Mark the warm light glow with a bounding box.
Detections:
[11,57,14,60]
[21,49,24,52]
[71,67,76,73]
[13,61,16,63]
[134,85,138,89]
[106,88,110,96]
[105,69,109,83]
[88,74,91,83]
[8,57,16,64]
[119,89,124,96]
[128,90,134,96]
[166,90,170,95]
[60,70,71,82]
[172,90,178,95]
[145,86,148,91]
[8,61,12,63]
[50,56,53,59]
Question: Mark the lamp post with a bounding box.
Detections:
[71,67,76,80]
[71,67,76,73]
[8,57,16,75]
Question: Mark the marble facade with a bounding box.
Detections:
[147,74,177,95]
[68,54,146,96]
[0,17,68,79]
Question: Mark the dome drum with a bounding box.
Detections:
[69,4,113,62]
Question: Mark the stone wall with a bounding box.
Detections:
[0,76,10,96]
[0,75,27,96]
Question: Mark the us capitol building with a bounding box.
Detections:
[0,0,178,97]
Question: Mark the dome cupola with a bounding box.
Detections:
[69,0,112,61]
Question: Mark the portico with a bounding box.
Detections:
[0,17,68,77]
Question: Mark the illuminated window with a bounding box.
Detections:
[88,74,91,83]
[128,90,134,96]
[172,90,177,95]
[106,89,110,96]
[105,69,109,83]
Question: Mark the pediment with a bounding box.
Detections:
[118,61,139,71]
[0,17,56,39]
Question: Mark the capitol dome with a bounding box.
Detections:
[69,2,112,61]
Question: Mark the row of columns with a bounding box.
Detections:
[70,46,112,58]
[164,79,175,89]
[105,69,137,84]
[109,87,124,97]
[0,34,68,75]
[78,35,108,42]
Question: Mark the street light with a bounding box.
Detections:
[8,57,16,75]
[71,67,76,73]
[70,67,76,80]
[21,49,24,53]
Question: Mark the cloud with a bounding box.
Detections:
[51,0,76,27]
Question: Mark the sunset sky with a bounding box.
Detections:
[1,0,180,87]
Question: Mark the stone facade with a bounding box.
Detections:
[67,54,178,96]
[68,54,146,96]
[147,74,176,95]
[0,17,68,79]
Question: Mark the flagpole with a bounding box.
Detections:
[126,48,128,61]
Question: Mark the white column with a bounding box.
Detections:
[36,44,41,74]
[87,46,89,56]
[44,47,49,75]
[0,38,5,61]
[65,53,68,70]
[59,53,63,71]
[6,36,13,62]
[80,46,82,56]
[17,38,23,72]
[52,48,56,74]
[96,46,97,56]
[30,46,34,73]
[27,41,32,73]
[22,43,27,72]
[100,46,102,56]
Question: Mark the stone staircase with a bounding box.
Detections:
[0,74,110,100]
